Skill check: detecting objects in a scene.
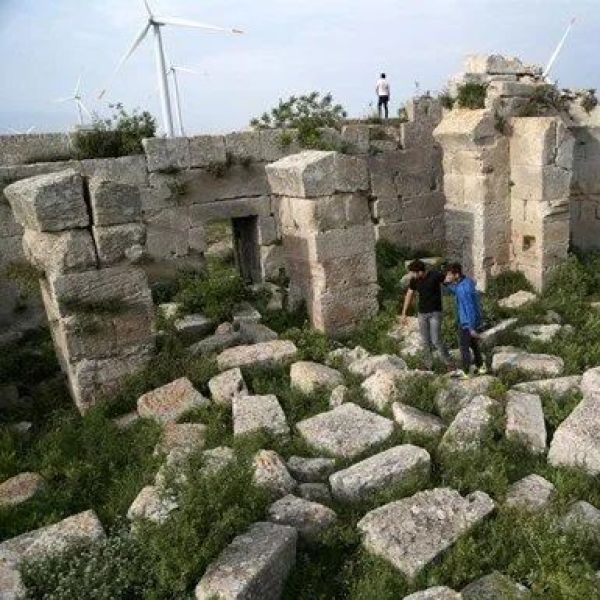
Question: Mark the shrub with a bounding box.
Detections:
[486,271,533,300]
[580,89,598,114]
[456,83,487,109]
[72,103,156,159]
[518,86,568,117]
[438,88,455,110]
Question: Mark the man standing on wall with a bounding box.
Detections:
[401,260,452,371]
[443,262,487,379]
[376,73,390,119]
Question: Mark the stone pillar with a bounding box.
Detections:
[4,169,155,413]
[509,117,574,290]
[434,109,511,288]
[266,150,378,335]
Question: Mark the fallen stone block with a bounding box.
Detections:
[512,375,581,395]
[505,474,556,512]
[560,500,600,540]
[239,322,278,344]
[440,395,499,453]
[296,403,395,459]
[392,402,445,438]
[232,301,262,325]
[325,345,370,368]
[174,314,213,340]
[461,572,530,599]
[268,494,336,540]
[404,587,461,600]
[290,361,344,395]
[516,324,562,343]
[329,445,430,502]
[195,521,297,600]
[357,488,495,580]
[137,377,209,424]
[498,290,537,309]
[348,354,408,379]
[208,368,248,406]
[253,450,297,498]
[233,394,289,438]
[188,327,242,355]
[0,562,26,600]
[492,352,564,377]
[479,318,518,344]
[505,390,546,454]
[88,178,142,226]
[127,485,178,524]
[435,375,500,421]
[4,169,88,231]
[329,384,349,408]
[297,483,332,504]
[201,446,236,476]
[0,472,45,508]
[154,422,207,458]
[217,340,298,371]
[286,456,336,483]
[361,369,414,411]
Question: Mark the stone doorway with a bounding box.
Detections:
[232,216,261,284]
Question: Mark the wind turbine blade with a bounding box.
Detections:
[53,96,76,103]
[156,16,243,34]
[98,22,151,98]
[543,17,576,79]
[173,66,198,74]
[74,74,82,96]
[142,0,153,17]
[77,100,93,119]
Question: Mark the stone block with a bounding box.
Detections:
[297,483,332,503]
[189,195,271,222]
[0,472,45,507]
[404,588,461,600]
[492,352,564,377]
[326,345,370,369]
[296,403,395,459]
[268,494,336,540]
[505,390,546,453]
[253,450,296,498]
[392,402,445,438]
[127,485,178,524]
[260,129,301,162]
[505,474,556,511]
[217,340,298,371]
[208,367,247,406]
[341,124,370,154]
[239,322,278,344]
[348,354,408,379]
[22,229,96,276]
[195,521,297,600]
[330,445,430,502]
[93,223,145,265]
[290,361,343,395]
[498,290,537,309]
[465,54,538,75]
[232,394,289,438]
[510,117,563,167]
[329,384,349,408]
[560,500,600,538]
[4,169,88,231]
[511,164,572,202]
[286,456,336,483]
[155,422,207,457]
[516,323,562,343]
[143,137,191,172]
[361,369,417,411]
[88,178,142,225]
[433,110,497,152]
[512,375,581,396]
[79,155,149,186]
[357,488,495,580]
[145,207,190,259]
[174,313,213,340]
[137,377,209,424]
[461,572,530,599]
[201,446,235,476]
[257,215,278,245]
[225,131,262,161]
[188,134,226,167]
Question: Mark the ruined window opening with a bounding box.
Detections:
[522,235,536,252]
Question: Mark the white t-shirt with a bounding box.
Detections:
[376,78,390,97]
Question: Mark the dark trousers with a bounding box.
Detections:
[459,327,483,372]
[378,95,389,119]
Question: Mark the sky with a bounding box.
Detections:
[0,0,598,135]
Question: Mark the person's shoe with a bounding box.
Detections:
[477,365,488,376]
[450,369,471,380]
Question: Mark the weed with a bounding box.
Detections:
[581,89,598,114]
[456,83,487,109]
[518,86,569,117]
[438,88,455,110]
[3,261,43,297]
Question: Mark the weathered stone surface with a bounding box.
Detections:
[127,485,178,524]
[330,445,430,502]
[188,134,227,167]
[357,488,495,580]
[112,411,140,430]
[361,369,416,411]
[143,137,190,172]
[461,572,530,599]
[208,368,248,406]
[4,169,88,231]
[201,446,236,476]
[440,395,499,452]
[217,340,298,371]
[505,474,556,511]
[233,394,289,438]
[465,54,539,75]
[516,324,562,343]
[189,328,242,356]
[498,290,537,309]
[137,377,209,424]
[290,361,344,395]
[548,367,600,474]
[435,376,499,421]
[239,322,278,345]
[329,384,349,408]
[195,521,297,600]
[297,483,332,504]
[88,178,141,225]
[560,500,600,539]
[479,318,518,344]
[155,422,207,457]
[505,390,546,453]
[253,450,296,498]
[174,313,213,339]
[0,472,45,507]
[404,587,461,600]
[287,456,336,483]
[296,403,395,459]
[268,494,336,540]
[0,510,105,566]
[326,345,370,368]
[22,229,96,275]
[0,562,25,600]
[492,352,564,376]
[348,354,408,379]
[93,223,145,265]
[266,151,368,198]
[232,301,262,325]
[392,402,445,438]
[512,375,581,396]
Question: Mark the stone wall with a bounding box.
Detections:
[0,133,72,166]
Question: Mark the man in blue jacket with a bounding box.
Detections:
[443,262,486,378]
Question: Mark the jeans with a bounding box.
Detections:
[418,311,451,368]
[378,95,389,119]
[459,327,483,372]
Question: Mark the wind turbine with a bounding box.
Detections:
[167,63,198,136]
[5,126,36,134]
[99,0,243,137]
[54,75,93,125]
[543,17,576,80]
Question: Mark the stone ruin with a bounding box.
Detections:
[1,53,600,411]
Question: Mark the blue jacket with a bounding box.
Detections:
[446,276,482,330]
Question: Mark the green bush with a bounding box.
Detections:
[456,83,487,109]
[518,86,568,118]
[486,271,533,300]
[72,103,156,159]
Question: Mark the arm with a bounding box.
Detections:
[401,288,415,322]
